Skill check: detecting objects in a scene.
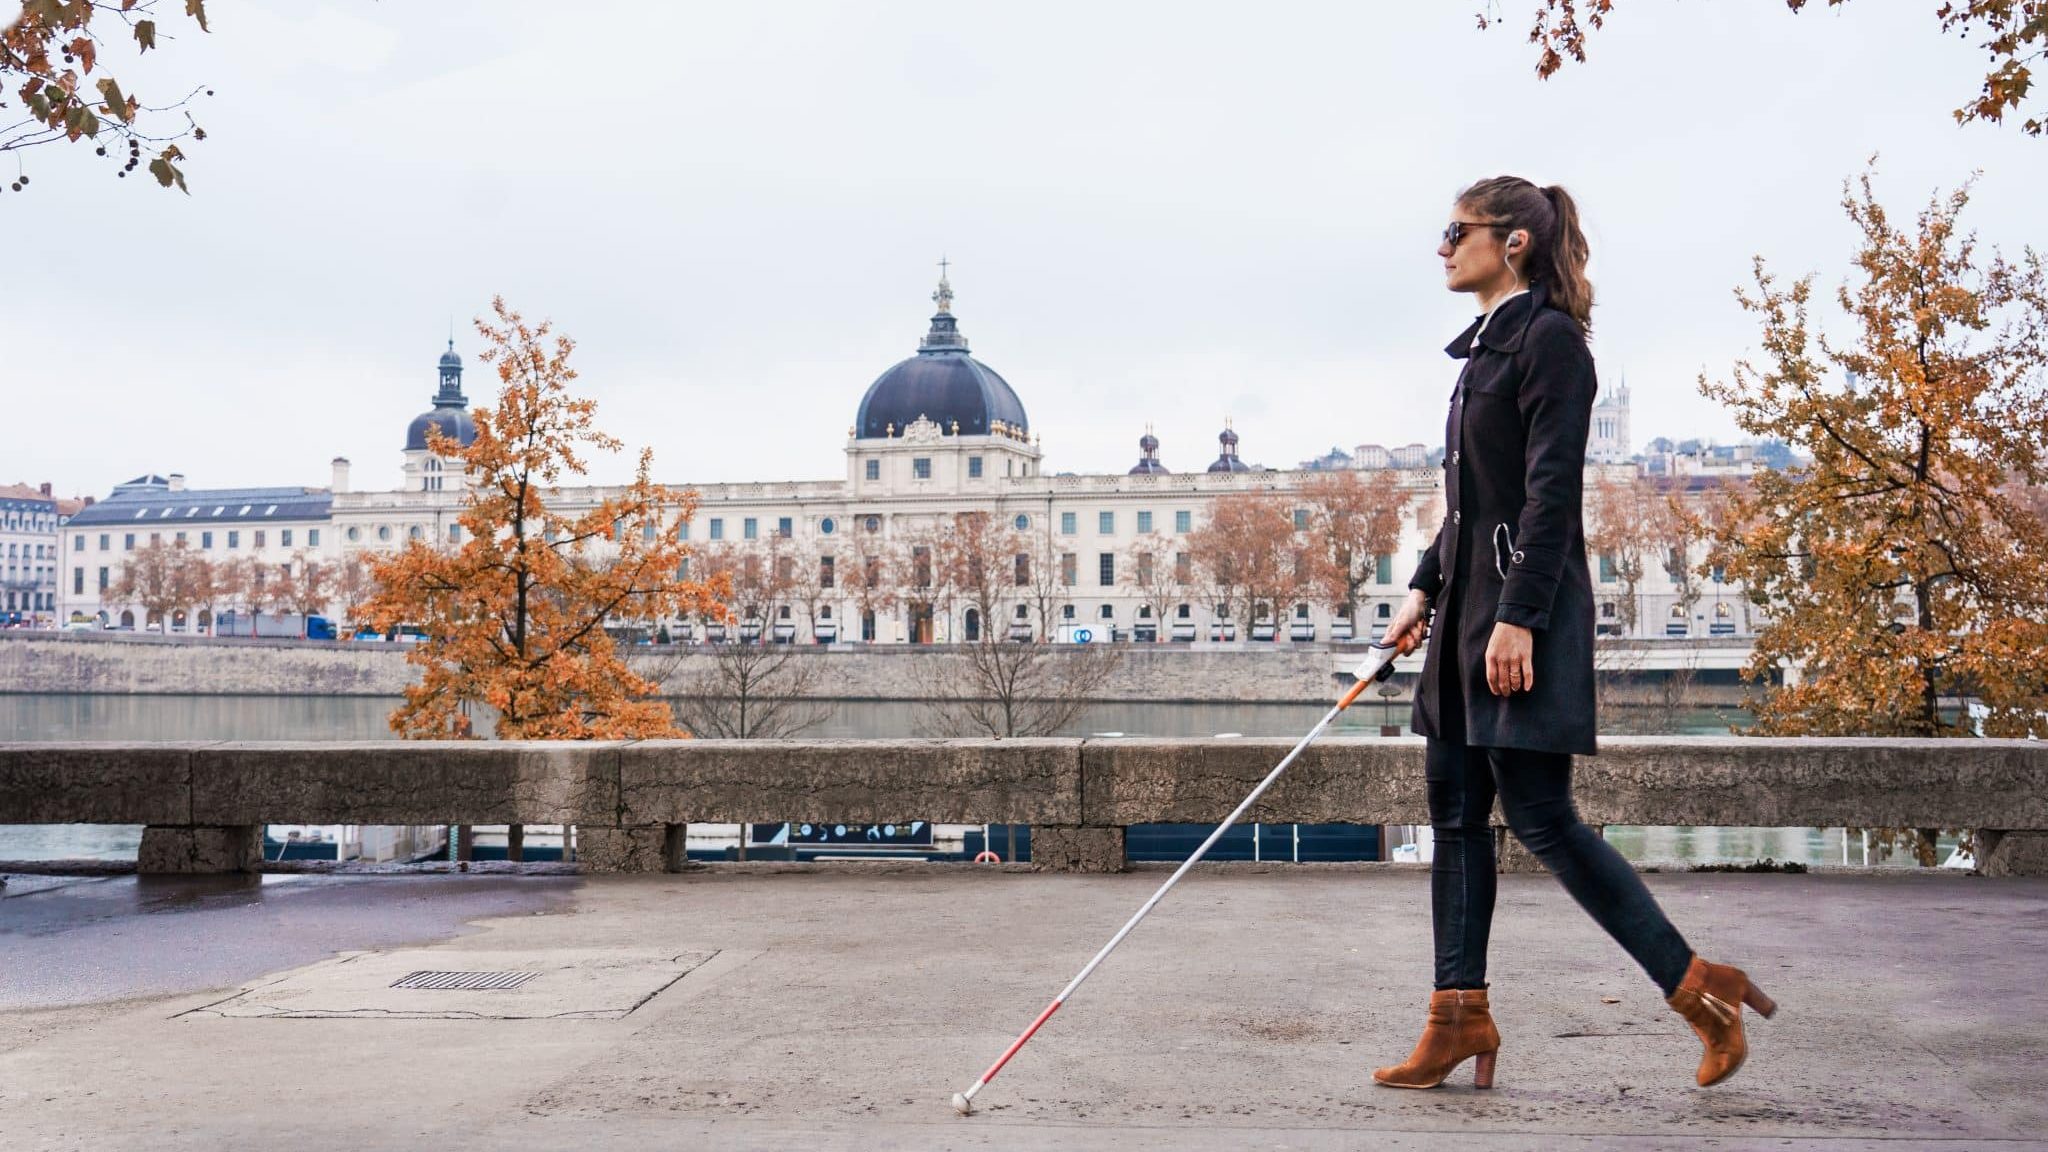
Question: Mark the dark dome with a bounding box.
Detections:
[406,407,476,452]
[1130,428,1169,475]
[856,353,1027,440]
[854,271,1028,440]
[1207,425,1249,473]
[408,338,475,451]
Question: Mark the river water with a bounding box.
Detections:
[0,694,1933,868]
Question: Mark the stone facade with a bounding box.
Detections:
[52,275,1766,645]
[1,481,71,627]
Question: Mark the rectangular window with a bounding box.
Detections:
[175,531,187,545]
[282,529,294,547]
[743,517,758,540]
[149,532,160,545]
[821,555,836,589]
[1099,552,1115,586]
[99,533,109,551]
[1293,508,1310,530]
[912,457,931,480]
[448,525,461,543]
[1014,553,1029,587]
[308,529,320,547]
[1376,554,1394,584]
[1060,552,1077,587]
[865,459,880,481]
[1136,553,1154,586]
[123,533,134,550]
[1098,511,1114,534]
[201,531,213,549]
[1136,511,1153,534]
[254,530,266,549]
[73,568,83,595]
[74,534,84,551]
[1174,552,1192,584]
[968,456,983,478]
[677,521,690,541]
[1598,554,1617,583]
[97,566,109,591]
[227,531,240,549]
[777,517,793,539]
[709,518,724,541]
[643,523,657,542]
[1060,512,1076,535]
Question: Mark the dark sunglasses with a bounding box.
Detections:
[1442,220,1509,249]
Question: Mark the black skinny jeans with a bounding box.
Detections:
[1426,738,1695,997]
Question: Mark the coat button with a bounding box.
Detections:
[1452,510,1461,525]
[1452,451,1461,465]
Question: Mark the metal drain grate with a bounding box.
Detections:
[390,970,538,991]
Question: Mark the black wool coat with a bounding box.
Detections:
[1409,283,1599,756]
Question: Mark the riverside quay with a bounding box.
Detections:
[3,738,2046,1148]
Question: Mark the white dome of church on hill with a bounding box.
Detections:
[59,269,1757,647]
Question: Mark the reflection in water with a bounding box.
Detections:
[5,693,1913,868]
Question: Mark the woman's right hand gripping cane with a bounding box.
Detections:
[1384,588,1433,658]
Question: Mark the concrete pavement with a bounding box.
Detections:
[3,865,2043,1149]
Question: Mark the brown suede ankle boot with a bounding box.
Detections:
[1666,956,1778,1087]
[1372,988,1500,1090]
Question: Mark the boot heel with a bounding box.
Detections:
[1472,1049,1497,1089]
[1742,982,1777,1019]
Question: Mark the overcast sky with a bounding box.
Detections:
[9,1,2043,498]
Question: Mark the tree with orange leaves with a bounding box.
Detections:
[1703,170,2048,739]
[1186,489,1299,639]
[363,297,728,740]
[1483,2,2048,137]
[1300,469,1409,624]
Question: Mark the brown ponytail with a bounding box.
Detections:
[1456,176,1595,335]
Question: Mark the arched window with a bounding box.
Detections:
[964,608,981,642]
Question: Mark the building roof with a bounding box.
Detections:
[853,273,1029,441]
[407,339,478,452]
[66,481,332,526]
[0,482,55,506]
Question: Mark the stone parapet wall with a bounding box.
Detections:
[0,633,1353,703]
[3,737,2043,875]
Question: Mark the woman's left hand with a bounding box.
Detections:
[1484,622,1535,696]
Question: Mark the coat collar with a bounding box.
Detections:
[1445,281,1549,359]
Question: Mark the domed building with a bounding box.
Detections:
[1206,423,1250,473]
[69,266,1750,649]
[402,340,476,493]
[844,269,1042,491]
[1128,428,1169,475]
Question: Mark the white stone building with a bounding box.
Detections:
[2,482,74,627]
[62,273,1762,642]
[58,474,332,631]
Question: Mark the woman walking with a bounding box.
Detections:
[1372,176,1776,1092]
